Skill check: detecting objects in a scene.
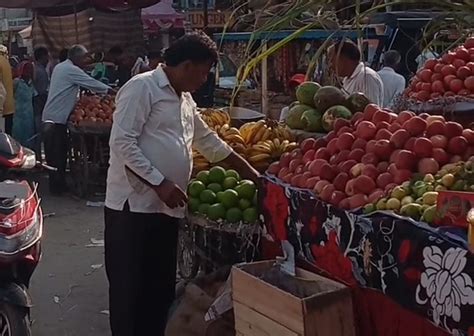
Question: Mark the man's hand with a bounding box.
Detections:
[221,151,260,183]
[153,179,188,209]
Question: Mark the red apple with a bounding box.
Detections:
[349,194,369,209]
[376,172,394,189]
[338,160,357,174]
[333,172,350,192]
[300,138,316,153]
[337,133,356,151]
[308,159,328,176]
[362,164,379,180]
[356,121,377,140]
[403,116,427,136]
[351,138,367,150]
[445,121,463,138]
[413,137,433,157]
[348,148,365,162]
[394,150,417,170]
[280,152,291,167]
[302,149,316,164]
[393,169,413,184]
[330,191,346,206]
[430,135,448,149]
[374,139,393,160]
[353,175,377,195]
[361,153,379,165]
[433,148,450,166]
[426,120,446,137]
[448,136,468,154]
[390,129,411,149]
[418,158,440,175]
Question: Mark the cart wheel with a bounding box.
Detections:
[177,226,200,280]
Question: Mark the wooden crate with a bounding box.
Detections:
[232,260,355,336]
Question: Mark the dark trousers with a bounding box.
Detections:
[4,114,12,135]
[104,205,179,336]
[42,122,68,194]
[33,94,47,160]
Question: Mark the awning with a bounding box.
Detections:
[0,0,83,8]
[91,0,160,11]
[141,0,184,31]
[18,25,32,39]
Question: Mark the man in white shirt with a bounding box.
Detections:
[104,32,258,336]
[328,40,384,106]
[42,45,112,195]
[378,50,406,108]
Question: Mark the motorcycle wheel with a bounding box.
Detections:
[0,303,31,336]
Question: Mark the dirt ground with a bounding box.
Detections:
[30,182,111,336]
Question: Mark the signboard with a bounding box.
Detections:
[187,11,231,28]
[0,17,32,32]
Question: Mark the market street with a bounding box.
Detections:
[30,179,110,336]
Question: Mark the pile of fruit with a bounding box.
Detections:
[187,166,259,224]
[364,160,474,224]
[267,103,474,211]
[405,37,474,101]
[193,115,298,173]
[198,108,231,129]
[285,81,370,132]
[70,94,115,125]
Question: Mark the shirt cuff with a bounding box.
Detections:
[146,167,165,186]
[203,142,233,164]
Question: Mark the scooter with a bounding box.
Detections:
[0,132,47,335]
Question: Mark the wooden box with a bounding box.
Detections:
[232,260,355,336]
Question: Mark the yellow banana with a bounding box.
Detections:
[248,153,272,162]
[225,134,246,144]
[251,125,268,144]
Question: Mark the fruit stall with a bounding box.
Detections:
[399,36,474,128]
[257,98,474,335]
[68,93,115,197]
[181,115,299,279]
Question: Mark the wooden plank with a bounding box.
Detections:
[304,295,355,336]
[232,264,305,334]
[234,302,299,336]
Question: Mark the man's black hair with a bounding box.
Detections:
[163,31,218,67]
[34,46,48,61]
[384,50,401,68]
[59,48,68,62]
[333,39,361,62]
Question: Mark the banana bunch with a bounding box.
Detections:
[199,108,230,129]
[215,124,247,156]
[192,150,210,173]
[247,139,299,172]
[240,120,296,146]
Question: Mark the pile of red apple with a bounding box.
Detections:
[405,37,474,101]
[267,104,474,210]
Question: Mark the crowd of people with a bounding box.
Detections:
[280,39,409,122]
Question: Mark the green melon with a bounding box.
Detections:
[321,105,352,132]
[301,109,323,132]
[296,81,321,106]
[313,86,347,113]
[345,92,371,113]
[286,104,312,130]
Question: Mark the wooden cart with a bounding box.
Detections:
[68,122,111,198]
[177,214,261,280]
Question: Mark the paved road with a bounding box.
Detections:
[30,188,110,336]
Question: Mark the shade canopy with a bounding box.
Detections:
[141,0,183,31]
[0,0,160,9]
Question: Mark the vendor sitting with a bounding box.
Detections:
[279,74,305,122]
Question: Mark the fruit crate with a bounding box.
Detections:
[232,260,355,336]
[177,215,261,280]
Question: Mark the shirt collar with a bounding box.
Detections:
[380,66,395,73]
[347,62,365,80]
[154,64,172,89]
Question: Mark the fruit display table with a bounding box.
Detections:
[68,122,111,197]
[178,214,261,280]
[259,176,473,336]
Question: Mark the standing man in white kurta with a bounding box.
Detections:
[378,50,406,108]
[104,32,259,336]
[328,39,384,106]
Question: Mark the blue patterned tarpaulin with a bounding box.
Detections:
[260,177,474,335]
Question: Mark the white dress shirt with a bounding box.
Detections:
[42,59,110,124]
[105,66,233,218]
[342,62,384,107]
[378,66,406,108]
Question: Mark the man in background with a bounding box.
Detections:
[33,46,50,159]
[42,45,112,195]
[0,45,14,134]
[378,50,406,108]
[328,39,384,106]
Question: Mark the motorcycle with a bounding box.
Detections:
[0,132,48,335]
